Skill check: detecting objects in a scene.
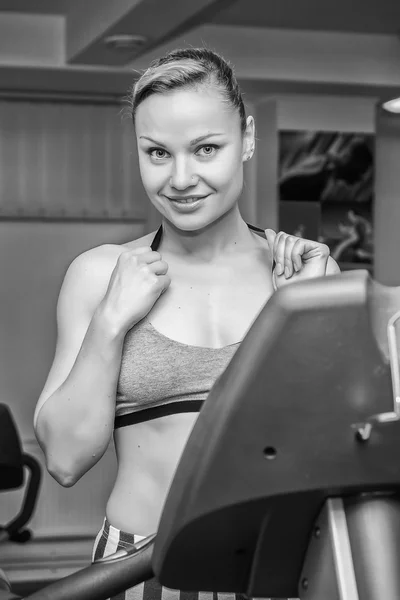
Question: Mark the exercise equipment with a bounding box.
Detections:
[2,269,400,599]
[0,404,42,544]
[153,269,400,599]
[0,404,42,599]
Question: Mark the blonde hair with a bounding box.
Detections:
[128,48,246,133]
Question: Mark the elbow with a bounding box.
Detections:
[44,439,108,487]
[35,423,81,487]
[45,449,86,487]
[38,421,112,487]
[46,459,81,487]
[50,470,78,488]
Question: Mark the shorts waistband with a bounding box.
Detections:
[102,516,146,545]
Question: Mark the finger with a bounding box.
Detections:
[291,239,305,272]
[131,246,152,255]
[148,259,169,276]
[274,232,286,276]
[283,236,298,278]
[298,239,330,261]
[138,250,162,265]
[264,229,277,250]
[291,238,305,272]
[159,274,171,294]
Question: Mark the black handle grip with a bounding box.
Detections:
[26,537,155,600]
[5,453,41,542]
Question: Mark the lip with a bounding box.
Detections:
[166,195,209,201]
[165,194,208,213]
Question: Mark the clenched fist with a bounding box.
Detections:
[100,247,171,335]
[265,230,339,290]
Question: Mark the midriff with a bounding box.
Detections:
[106,412,198,535]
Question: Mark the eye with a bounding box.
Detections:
[197,145,218,157]
[148,148,169,160]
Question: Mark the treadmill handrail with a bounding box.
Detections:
[25,535,155,600]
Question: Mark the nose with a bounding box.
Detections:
[170,157,198,190]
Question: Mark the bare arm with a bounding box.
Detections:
[34,246,125,487]
[34,242,170,487]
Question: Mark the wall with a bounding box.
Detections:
[0,98,151,582]
[0,221,145,532]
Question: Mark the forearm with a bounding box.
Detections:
[35,308,126,486]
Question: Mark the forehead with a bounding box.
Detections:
[135,86,240,142]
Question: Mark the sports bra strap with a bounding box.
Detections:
[150,223,266,251]
[150,222,276,288]
[150,225,163,251]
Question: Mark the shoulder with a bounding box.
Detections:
[59,230,158,311]
[64,243,122,289]
[66,230,158,281]
[326,255,341,274]
[121,230,158,251]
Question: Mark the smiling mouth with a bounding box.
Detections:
[166,195,208,204]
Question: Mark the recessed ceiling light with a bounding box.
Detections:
[382,98,400,113]
[104,34,148,53]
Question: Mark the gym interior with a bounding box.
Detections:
[1,1,400,599]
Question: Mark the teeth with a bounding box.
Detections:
[172,197,200,204]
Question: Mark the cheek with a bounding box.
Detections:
[138,158,166,194]
[209,150,243,190]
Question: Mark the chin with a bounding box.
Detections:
[163,215,212,232]
[168,212,236,234]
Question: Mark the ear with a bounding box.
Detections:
[242,116,255,163]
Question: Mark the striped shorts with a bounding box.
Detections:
[92,517,264,600]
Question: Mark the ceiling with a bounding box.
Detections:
[1,0,399,34]
[0,0,399,101]
[213,0,400,34]
[0,0,72,14]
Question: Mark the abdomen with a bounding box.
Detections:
[106,413,198,535]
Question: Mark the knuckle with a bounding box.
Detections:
[139,263,151,275]
[146,273,159,289]
[118,250,134,264]
[131,256,140,267]
[128,246,152,258]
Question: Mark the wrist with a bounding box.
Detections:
[92,304,127,343]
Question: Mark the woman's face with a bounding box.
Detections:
[135,85,254,231]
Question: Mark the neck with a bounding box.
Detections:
[160,206,254,263]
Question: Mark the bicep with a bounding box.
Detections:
[33,252,107,429]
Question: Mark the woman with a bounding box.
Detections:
[33,48,340,599]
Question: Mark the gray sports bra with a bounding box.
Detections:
[114,224,271,429]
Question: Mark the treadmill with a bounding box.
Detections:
[2,269,400,600]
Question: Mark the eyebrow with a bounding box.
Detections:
[139,133,224,147]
